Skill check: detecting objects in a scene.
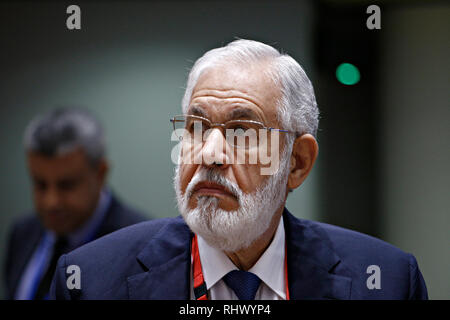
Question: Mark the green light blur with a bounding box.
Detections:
[336,63,360,85]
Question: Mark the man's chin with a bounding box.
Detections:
[182,209,261,253]
[44,223,70,236]
[41,216,72,235]
[196,227,257,253]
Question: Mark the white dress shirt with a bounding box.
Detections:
[191,217,287,300]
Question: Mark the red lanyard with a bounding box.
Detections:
[191,234,290,300]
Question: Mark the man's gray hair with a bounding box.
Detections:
[24,108,106,166]
[182,39,319,149]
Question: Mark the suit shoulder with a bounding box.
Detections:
[8,214,43,242]
[10,214,40,232]
[52,216,191,299]
[54,216,189,299]
[306,219,412,265]
[66,216,187,261]
[105,216,186,243]
[297,219,427,299]
[103,196,149,228]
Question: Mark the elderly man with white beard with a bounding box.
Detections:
[50,39,428,300]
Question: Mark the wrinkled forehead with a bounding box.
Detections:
[188,62,282,124]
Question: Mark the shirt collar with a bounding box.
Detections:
[197,217,286,298]
[197,234,236,290]
[249,217,286,299]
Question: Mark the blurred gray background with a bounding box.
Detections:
[0,1,448,299]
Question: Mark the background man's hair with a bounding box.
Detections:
[181,39,319,151]
[23,108,106,166]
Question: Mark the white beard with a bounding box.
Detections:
[174,145,291,252]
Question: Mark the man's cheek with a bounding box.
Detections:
[179,164,198,196]
[64,192,87,215]
[231,164,257,194]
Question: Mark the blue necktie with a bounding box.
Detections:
[223,270,261,300]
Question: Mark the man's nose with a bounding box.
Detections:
[42,187,63,210]
[201,128,231,169]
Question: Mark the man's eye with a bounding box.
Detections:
[192,121,209,132]
[33,180,47,191]
[186,121,199,131]
[228,124,250,133]
[58,180,77,191]
[185,121,193,130]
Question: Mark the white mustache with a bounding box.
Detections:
[185,169,241,200]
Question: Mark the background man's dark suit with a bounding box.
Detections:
[50,208,428,300]
[4,194,147,299]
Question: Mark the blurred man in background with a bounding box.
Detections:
[4,108,148,299]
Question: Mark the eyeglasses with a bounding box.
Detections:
[170,114,293,149]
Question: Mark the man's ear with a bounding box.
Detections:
[95,158,109,187]
[287,134,318,190]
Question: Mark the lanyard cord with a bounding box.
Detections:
[191,234,290,300]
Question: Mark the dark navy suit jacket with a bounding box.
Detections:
[50,208,428,300]
[4,194,147,300]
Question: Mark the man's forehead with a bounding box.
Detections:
[189,63,281,122]
[27,148,90,170]
[195,63,277,93]
[188,104,262,122]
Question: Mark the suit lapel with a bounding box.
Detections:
[127,217,193,300]
[283,209,352,300]
[10,218,44,298]
[127,211,352,300]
